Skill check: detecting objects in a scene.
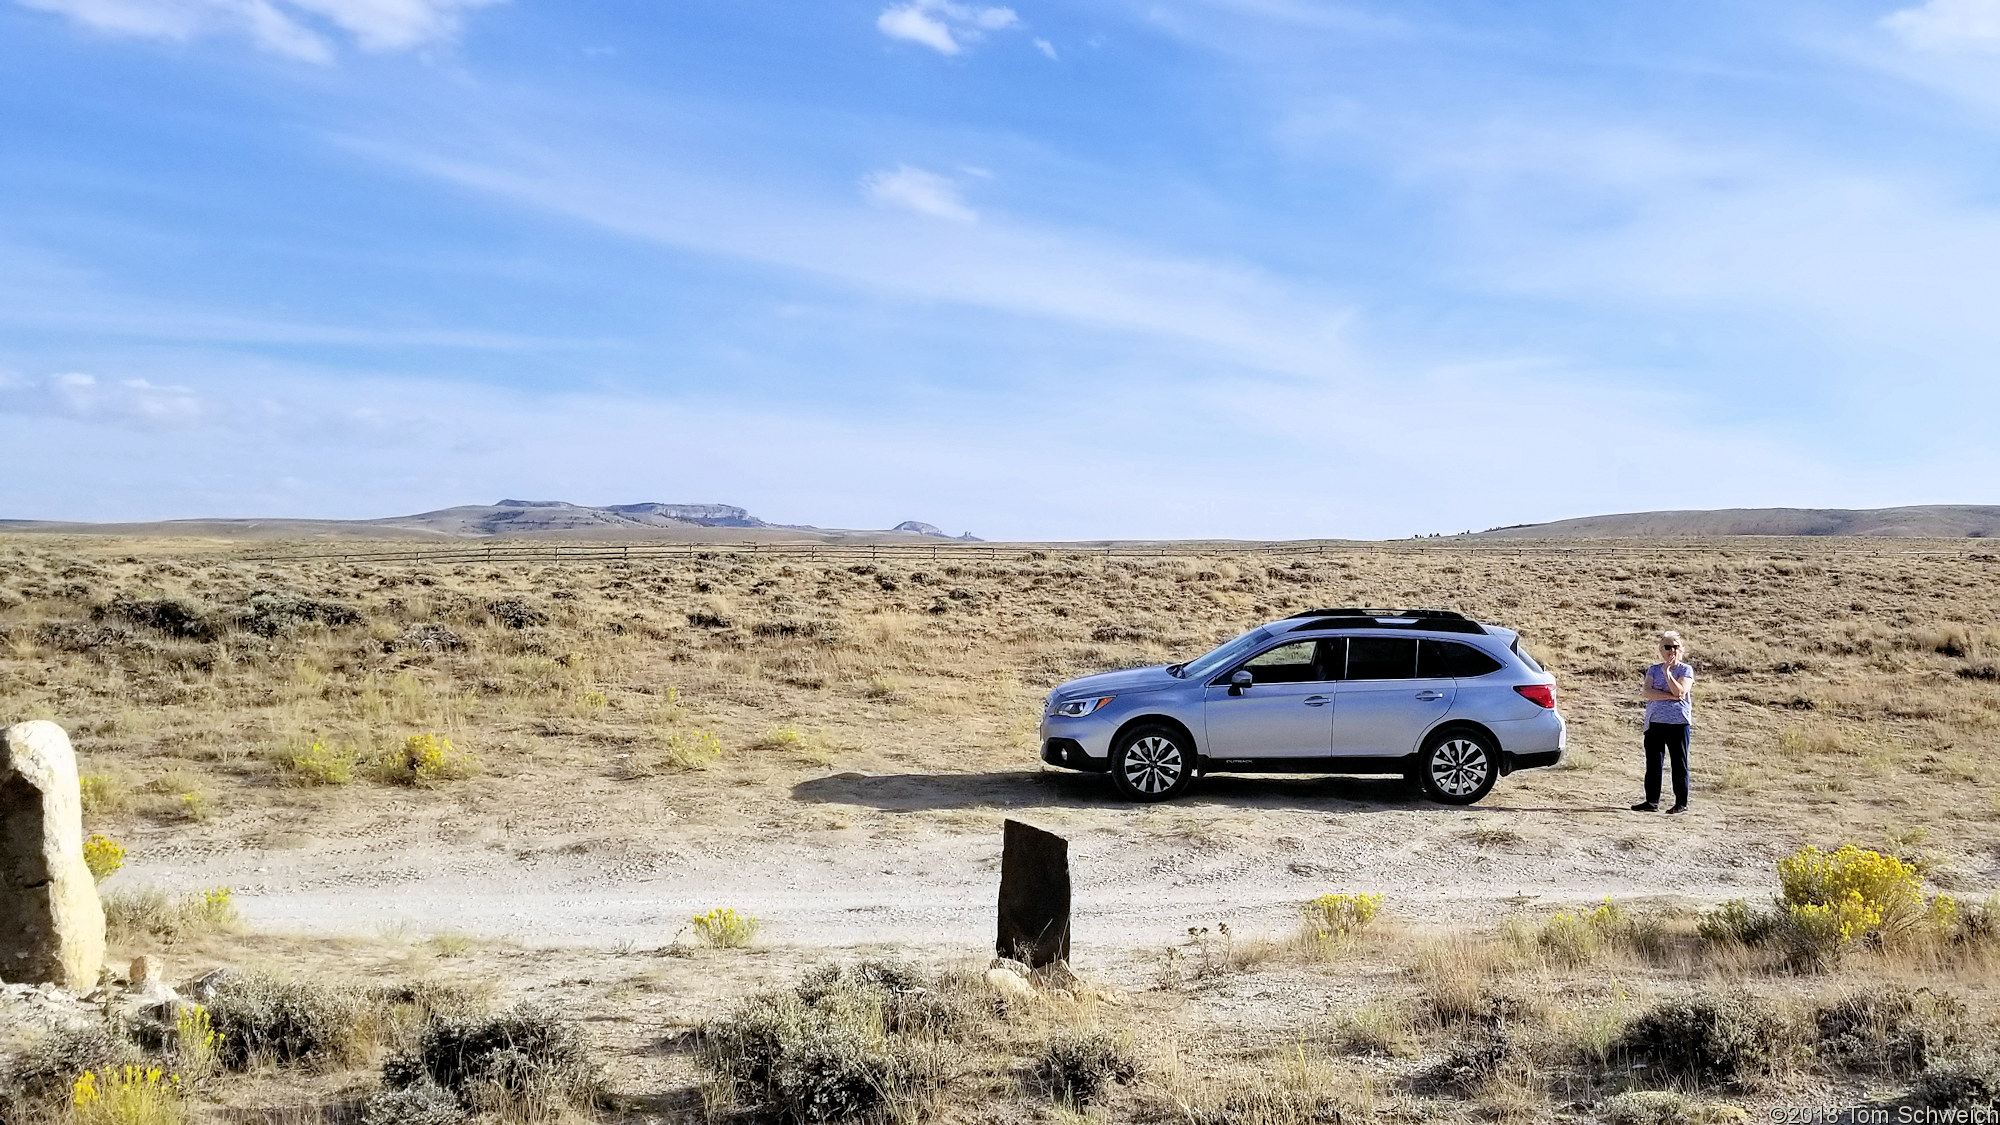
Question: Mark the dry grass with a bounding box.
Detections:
[6,536,2000,1122]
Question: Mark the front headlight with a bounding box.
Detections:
[1050,695,1114,717]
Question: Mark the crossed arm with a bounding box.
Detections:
[1643,666,1691,701]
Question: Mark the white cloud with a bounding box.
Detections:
[861,164,979,222]
[1034,36,1056,58]
[876,0,1020,55]
[0,372,203,426]
[1884,0,2000,51]
[13,0,501,61]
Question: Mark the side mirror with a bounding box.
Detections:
[1229,669,1253,695]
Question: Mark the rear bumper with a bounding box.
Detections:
[1493,710,1566,772]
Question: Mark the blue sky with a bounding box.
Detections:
[3,0,1999,540]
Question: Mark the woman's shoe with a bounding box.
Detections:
[1630,801,1658,812]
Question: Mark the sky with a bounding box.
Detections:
[3,0,2000,541]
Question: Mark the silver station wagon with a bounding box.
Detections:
[1038,609,1564,804]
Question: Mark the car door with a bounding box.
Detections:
[1202,639,1337,758]
[1330,635,1457,756]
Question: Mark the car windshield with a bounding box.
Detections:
[1174,626,1274,680]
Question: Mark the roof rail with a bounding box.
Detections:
[1287,612,1488,636]
[1285,608,1471,620]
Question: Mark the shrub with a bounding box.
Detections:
[1537,899,1628,967]
[384,1003,599,1117]
[78,772,130,816]
[1614,993,1792,1088]
[1778,845,1947,944]
[1696,899,1774,946]
[1599,1090,1743,1125]
[376,734,478,785]
[484,598,549,629]
[361,1082,467,1125]
[1300,893,1380,939]
[203,973,364,1070]
[173,790,214,823]
[692,907,760,948]
[235,595,361,637]
[172,1005,218,1082]
[3,1023,134,1117]
[1328,1002,1418,1058]
[83,834,125,882]
[1815,987,1965,1076]
[98,597,215,641]
[69,1066,188,1125]
[281,743,355,786]
[1030,1030,1138,1107]
[102,887,239,943]
[657,728,724,772]
[754,726,832,766]
[1910,1052,2000,1112]
[698,962,972,1123]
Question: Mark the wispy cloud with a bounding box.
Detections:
[1033,36,1056,58]
[0,371,203,426]
[862,165,978,222]
[1883,0,2000,52]
[13,0,502,62]
[357,131,1353,377]
[876,0,1019,56]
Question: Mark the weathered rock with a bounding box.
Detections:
[188,967,238,1003]
[129,955,161,988]
[1,721,106,989]
[997,819,1070,967]
[984,966,1036,1005]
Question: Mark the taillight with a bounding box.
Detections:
[1514,684,1555,709]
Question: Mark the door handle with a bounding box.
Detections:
[1302,696,1330,706]
[1414,690,1445,701]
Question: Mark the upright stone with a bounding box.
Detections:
[1,721,106,989]
[997,819,1070,968]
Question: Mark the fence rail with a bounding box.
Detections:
[232,538,1992,566]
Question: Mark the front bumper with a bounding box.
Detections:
[1038,711,1115,769]
[1041,737,1110,772]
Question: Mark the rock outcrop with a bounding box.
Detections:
[1,721,106,989]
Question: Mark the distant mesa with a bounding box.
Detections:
[892,520,983,542]
[1469,504,2000,539]
[0,500,979,542]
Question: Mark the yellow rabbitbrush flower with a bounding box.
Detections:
[377,733,479,785]
[83,833,125,882]
[691,907,760,948]
[1776,844,1951,945]
[71,1065,187,1125]
[1301,893,1381,938]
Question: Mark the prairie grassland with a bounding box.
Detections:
[6,536,1996,861]
[5,535,2000,1121]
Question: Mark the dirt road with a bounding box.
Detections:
[116,767,1798,950]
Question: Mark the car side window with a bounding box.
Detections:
[1231,640,1327,685]
[1419,639,1504,678]
[1346,636,1417,680]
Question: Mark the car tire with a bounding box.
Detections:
[1109,725,1198,802]
[1417,728,1499,806]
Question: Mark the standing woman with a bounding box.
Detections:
[1634,631,1694,814]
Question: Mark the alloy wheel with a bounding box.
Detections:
[1122,735,1185,795]
[1430,738,1490,797]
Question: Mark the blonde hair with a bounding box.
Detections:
[1658,630,1684,649]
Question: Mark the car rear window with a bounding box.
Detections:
[1510,637,1545,672]
[1419,639,1504,678]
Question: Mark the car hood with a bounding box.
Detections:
[1051,665,1178,701]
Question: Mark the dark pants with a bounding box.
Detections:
[1644,723,1691,807]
